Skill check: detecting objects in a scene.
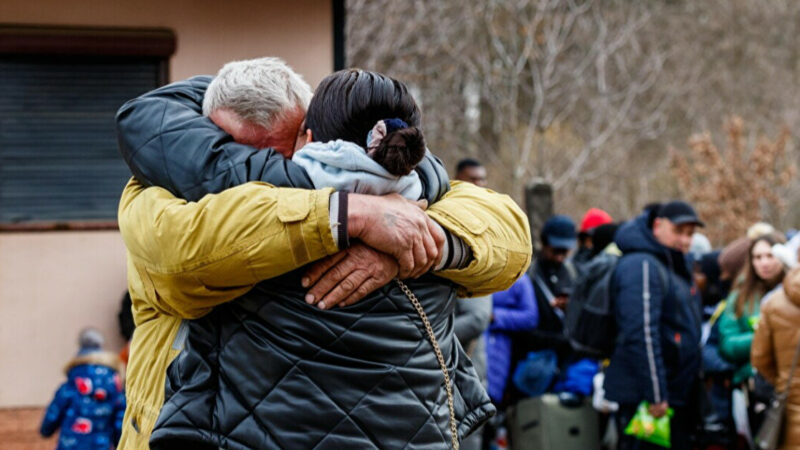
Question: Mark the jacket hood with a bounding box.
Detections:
[783,268,800,308]
[64,350,122,375]
[614,212,693,281]
[615,212,667,256]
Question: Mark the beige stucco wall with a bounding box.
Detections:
[0,0,333,408]
[0,232,128,407]
[0,0,333,87]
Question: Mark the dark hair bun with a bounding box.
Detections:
[371,127,426,176]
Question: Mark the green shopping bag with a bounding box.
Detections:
[624,401,674,448]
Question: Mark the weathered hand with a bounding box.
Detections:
[302,243,399,310]
[347,193,444,278]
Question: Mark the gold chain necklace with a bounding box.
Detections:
[395,279,459,450]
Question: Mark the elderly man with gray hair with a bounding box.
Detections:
[115,57,530,448]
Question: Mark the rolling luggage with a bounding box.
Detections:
[508,393,600,450]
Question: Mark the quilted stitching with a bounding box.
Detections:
[151,275,494,449]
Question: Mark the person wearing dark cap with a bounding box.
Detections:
[604,201,705,450]
[518,215,579,362]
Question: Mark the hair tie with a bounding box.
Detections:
[367,118,408,149]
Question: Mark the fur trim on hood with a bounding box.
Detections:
[64,351,122,375]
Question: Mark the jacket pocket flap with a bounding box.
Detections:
[446,209,488,235]
[277,191,312,222]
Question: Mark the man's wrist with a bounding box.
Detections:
[328,191,350,250]
[344,193,367,240]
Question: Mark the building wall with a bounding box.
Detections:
[0,0,334,86]
[0,0,333,408]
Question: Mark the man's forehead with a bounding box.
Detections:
[671,221,696,235]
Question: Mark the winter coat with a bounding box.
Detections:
[752,268,800,449]
[515,260,576,359]
[571,247,594,275]
[116,79,533,448]
[485,274,538,403]
[151,275,495,449]
[40,352,125,449]
[718,290,761,384]
[603,212,703,407]
[455,295,493,382]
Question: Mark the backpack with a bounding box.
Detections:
[565,252,668,358]
[564,252,620,358]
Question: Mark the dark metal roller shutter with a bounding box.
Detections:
[0,55,160,223]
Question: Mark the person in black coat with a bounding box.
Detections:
[604,202,704,450]
[522,215,578,359]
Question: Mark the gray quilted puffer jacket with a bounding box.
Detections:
[116,77,493,449]
[150,272,494,449]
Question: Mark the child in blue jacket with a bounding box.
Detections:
[40,328,126,449]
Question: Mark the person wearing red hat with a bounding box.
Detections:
[573,208,613,274]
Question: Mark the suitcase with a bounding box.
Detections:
[508,394,600,450]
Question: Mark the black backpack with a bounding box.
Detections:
[565,252,668,359]
[564,252,620,358]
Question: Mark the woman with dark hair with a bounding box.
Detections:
[719,233,787,385]
[290,69,429,200]
[148,69,498,449]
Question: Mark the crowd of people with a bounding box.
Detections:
[460,158,800,449]
[36,56,800,450]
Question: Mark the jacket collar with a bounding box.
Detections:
[615,213,693,283]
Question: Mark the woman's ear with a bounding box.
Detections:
[306,128,313,143]
[293,126,313,152]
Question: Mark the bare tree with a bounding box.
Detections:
[347,0,800,231]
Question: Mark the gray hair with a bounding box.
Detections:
[202,57,313,128]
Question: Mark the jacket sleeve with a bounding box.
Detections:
[416,150,450,204]
[490,275,538,332]
[614,256,668,404]
[718,292,754,364]
[40,383,71,437]
[116,76,451,203]
[118,178,339,319]
[454,295,492,344]
[428,181,532,297]
[115,76,314,201]
[751,303,777,385]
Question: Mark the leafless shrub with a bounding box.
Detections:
[670,117,795,245]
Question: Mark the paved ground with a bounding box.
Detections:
[0,407,58,450]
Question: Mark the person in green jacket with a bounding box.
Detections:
[719,233,785,384]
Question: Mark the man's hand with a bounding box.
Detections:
[347,193,444,278]
[302,244,399,310]
[648,401,669,419]
[551,295,568,311]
